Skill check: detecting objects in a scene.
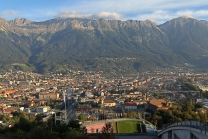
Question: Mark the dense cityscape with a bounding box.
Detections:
[0,68,207,138]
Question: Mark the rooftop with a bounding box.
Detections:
[125,102,137,106]
[149,99,166,106]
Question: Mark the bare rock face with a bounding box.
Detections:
[12,18,32,25]
[1,17,163,36]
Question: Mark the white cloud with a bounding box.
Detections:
[0,10,19,18]
[55,11,124,20]
[92,12,124,19]
[55,0,208,24]
[62,0,208,14]
[193,10,208,17]
[55,11,92,19]
[133,10,175,24]
[176,10,194,17]
[175,10,208,19]
[128,8,208,24]
[2,0,208,23]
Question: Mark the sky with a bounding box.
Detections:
[1,0,208,24]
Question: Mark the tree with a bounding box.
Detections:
[198,110,207,123]
[195,102,203,109]
[45,115,56,131]
[18,116,32,132]
[182,103,194,112]
[35,114,42,125]
[29,125,59,139]
[101,122,113,135]
[80,126,87,134]
[68,120,81,130]
[127,110,137,118]
[163,110,174,124]
[202,91,208,98]
[64,127,88,139]
[1,115,10,123]
[46,100,51,106]
[78,114,86,123]
[154,115,163,128]
[15,111,35,132]
[90,127,95,133]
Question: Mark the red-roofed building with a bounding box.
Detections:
[148,99,172,111]
[103,99,116,107]
[125,102,137,110]
[3,107,15,114]
[2,89,18,95]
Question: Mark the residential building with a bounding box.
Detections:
[148,99,172,111]
[102,99,116,107]
[124,102,137,110]
[36,106,50,113]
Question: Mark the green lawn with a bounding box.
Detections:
[117,120,143,133]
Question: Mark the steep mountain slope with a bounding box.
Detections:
[159,17,208,70]
[30,18,186,73]
[0,19,31,70]
[0,17,207,73]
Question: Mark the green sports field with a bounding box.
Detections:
[115,120,144,133]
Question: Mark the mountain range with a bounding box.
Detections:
[0,16,208,74]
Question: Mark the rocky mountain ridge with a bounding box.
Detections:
[0,16,208,74]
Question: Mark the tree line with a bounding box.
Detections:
[0,111,114,139]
